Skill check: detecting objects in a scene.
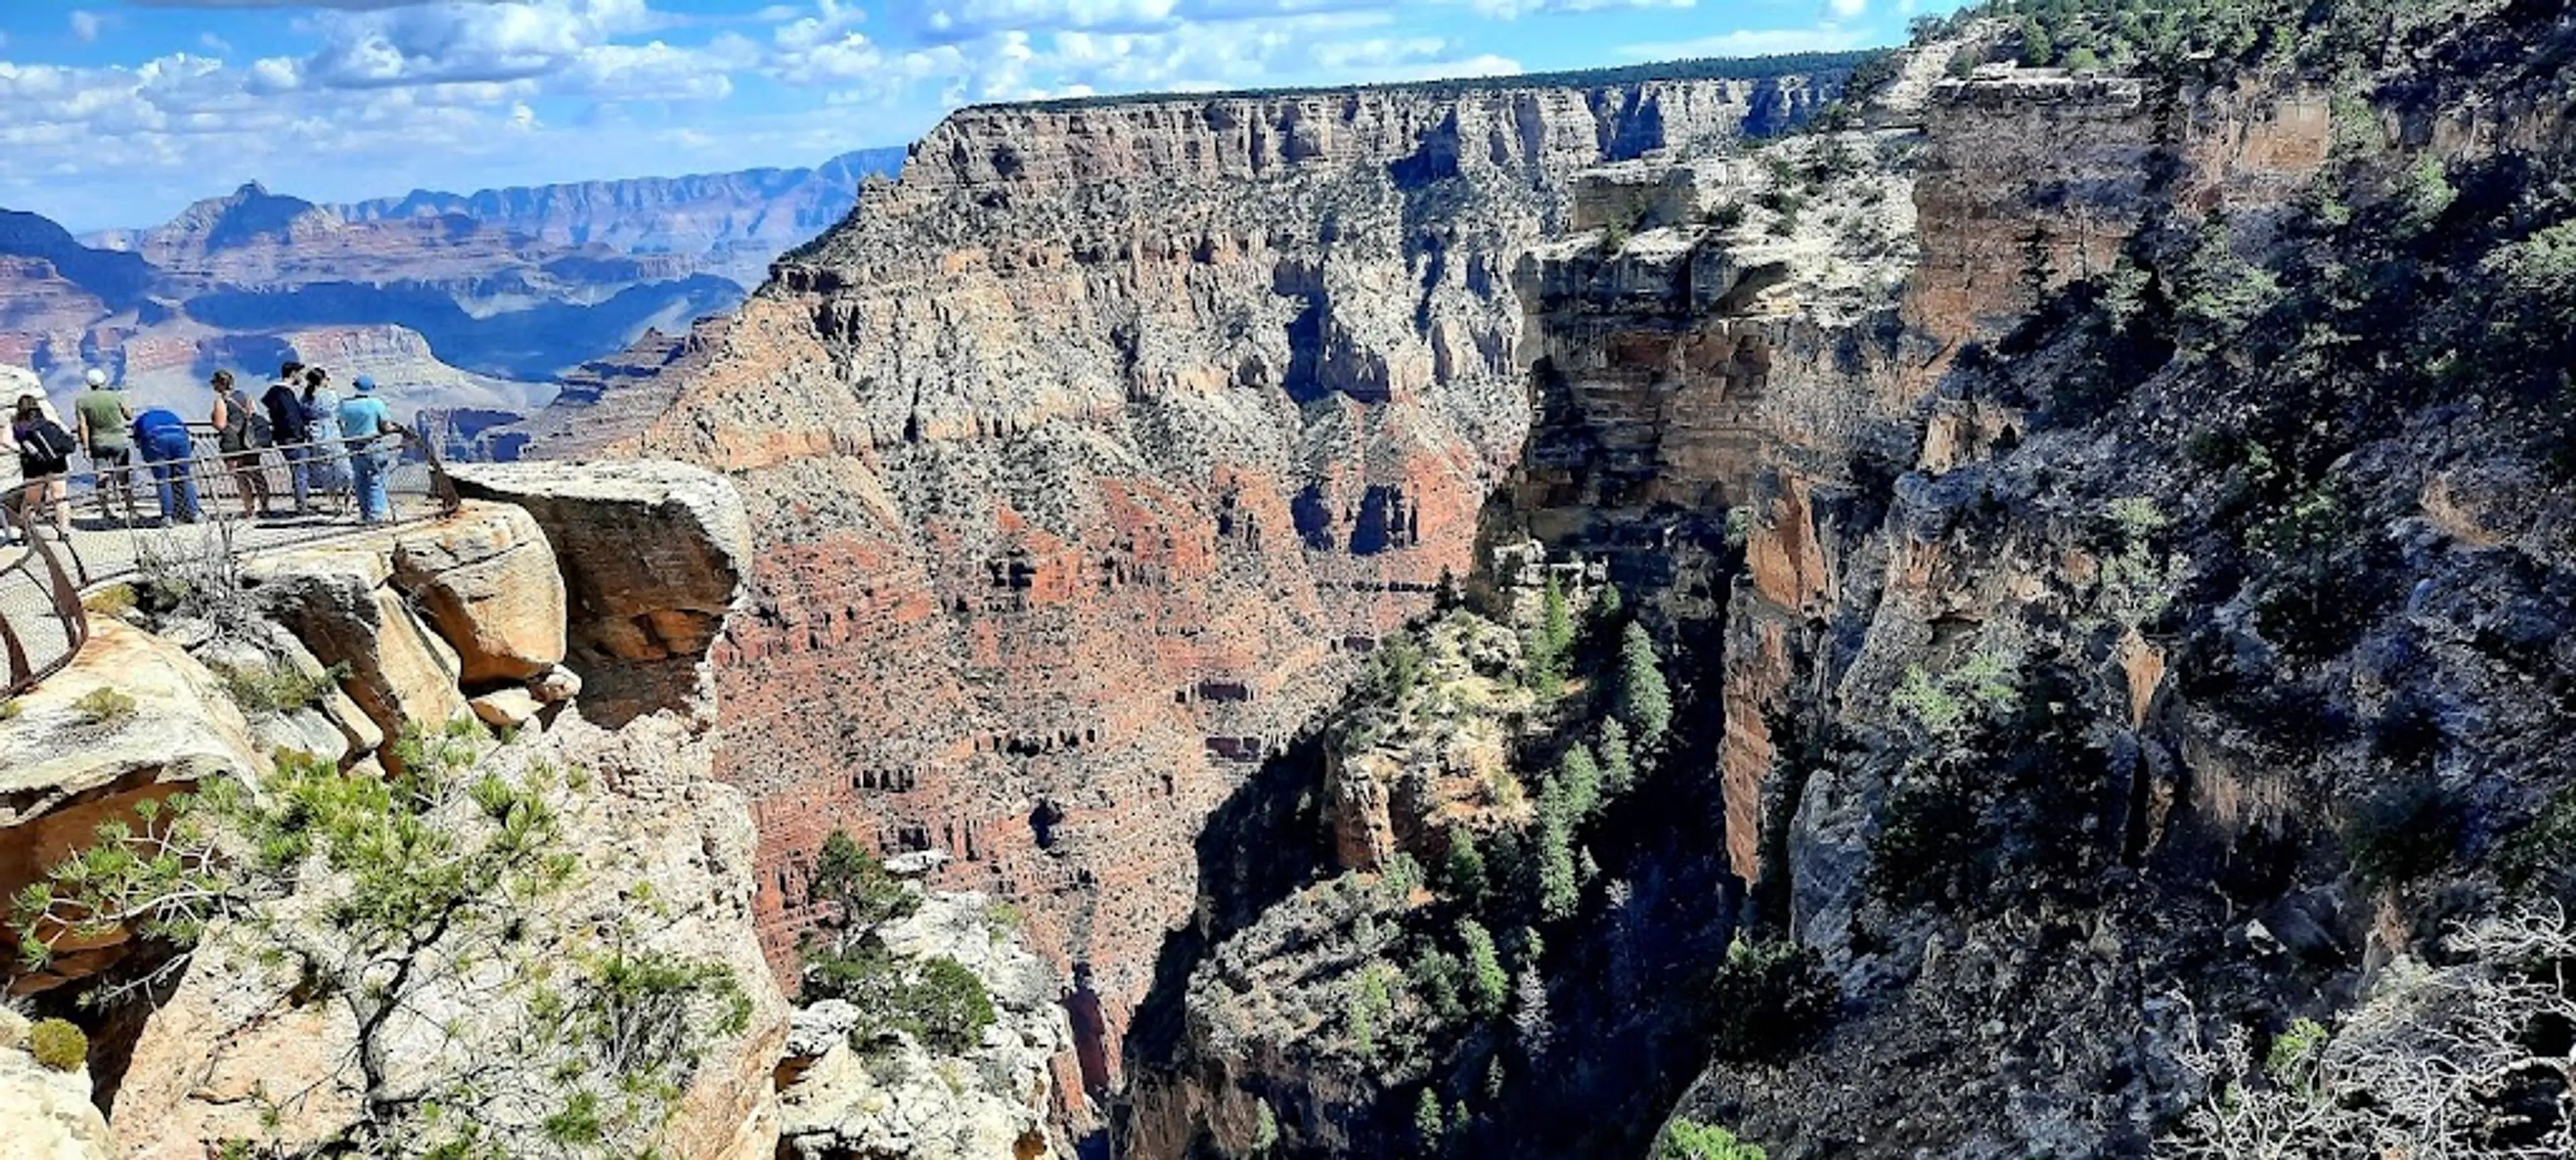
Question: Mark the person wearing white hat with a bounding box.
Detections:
[72,366,137,524]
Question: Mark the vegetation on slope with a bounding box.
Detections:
[12,720,753,1159]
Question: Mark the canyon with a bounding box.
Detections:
[0,148,900,425]
[535,56,1859,1137]
[5,1,2572,1156]
[519,3,2576,1155]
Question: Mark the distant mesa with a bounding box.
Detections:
[0,145,904,433]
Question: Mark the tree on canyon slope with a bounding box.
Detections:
[14,722,751,1159]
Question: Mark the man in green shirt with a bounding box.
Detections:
[72,367,136,523]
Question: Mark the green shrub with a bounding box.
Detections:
[1662,1118,1765,1160]
[71,687,136,726]
[812,831,918,929]
[28,1018,86,1071]
[1705,939,1838,1062]
[218,661,351,717]
[804,943,998,1056]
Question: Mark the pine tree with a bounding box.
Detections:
[1415,1088,1446,1151]
[1616,623,1674,745]
[1595,580,1623,626]
[1527,571,1574,698]
[1598,719,1636,796]
[1558,746,1603,820]
[1444,833,1488,906]
[1254,1101,1281,1155]
[1536,793,1579,921]
[1462,919,1508,1016]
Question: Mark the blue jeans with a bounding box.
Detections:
[352,445,393,522]
[146,450,199,523]
[278,441,313,510]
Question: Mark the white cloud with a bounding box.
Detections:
[1616,23,1874,59]
[300,0,665,89]
[69,11,104,44]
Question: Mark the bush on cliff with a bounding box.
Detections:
[13,729,751,1158]
[1660,1118,1766,1160]
[799,829,998,1056]
[1705,939,1839,1063]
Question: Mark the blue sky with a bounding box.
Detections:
[0,0,1965,231]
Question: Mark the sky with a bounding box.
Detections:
[0,0,1968,231]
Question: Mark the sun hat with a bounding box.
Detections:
[354,375,378,392]
[85,368,107,387]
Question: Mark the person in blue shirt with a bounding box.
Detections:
[337,375,404,523]
[130,405,200,525]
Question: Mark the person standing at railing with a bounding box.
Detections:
[131,404,201,525]
[338,375,405,524]
[7,394,76,540]
[264,361,314,516]
[209,370,274,521]
[72,368,137,525]
[303,367,351,507]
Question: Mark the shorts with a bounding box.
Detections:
[89,446,131,468]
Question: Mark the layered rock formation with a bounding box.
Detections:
[777,888,1073,1160]
[3,148,904,420]
[335,148,906,290]
[537,61,1857,1120]
[0,462,792,1160]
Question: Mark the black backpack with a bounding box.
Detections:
[35,419,76,459]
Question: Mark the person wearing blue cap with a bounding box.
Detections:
[337,375,404,523]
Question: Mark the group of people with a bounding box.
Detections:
[5,362,407,541]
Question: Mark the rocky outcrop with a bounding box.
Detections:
[243,544,475,744]
[540,62,1855,1118]
[0,621,262,994]
[0,462,792,1159]
[778,891,1071,1160]
[388,503,569,684]
[106,710,789,1160]
[449,461,749,723]
[0,1008,114,1160]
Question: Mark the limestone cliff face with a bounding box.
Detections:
[0,465,791,1160]
[537,65,1851,1116]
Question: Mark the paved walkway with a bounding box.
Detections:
[2,435,457,696]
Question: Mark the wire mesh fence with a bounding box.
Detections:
[2,425,459,697]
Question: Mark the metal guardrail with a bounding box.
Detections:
[1,424,461,698]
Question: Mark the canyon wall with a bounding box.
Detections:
[544,66,1850,1118]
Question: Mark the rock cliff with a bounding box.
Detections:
[533,59,1857,1128]
[0,463,792,1160]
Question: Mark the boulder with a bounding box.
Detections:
[469,688,542,729]
[447,462,748,666]
[0,621,262,994]
[0,1009,113,1160]
[448,462,749,724]
[242,545,470,747]
[389,502,569,684]
[529,665,584,704]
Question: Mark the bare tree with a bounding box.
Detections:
[2163,904,2576,1159]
